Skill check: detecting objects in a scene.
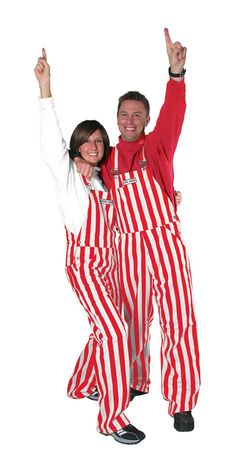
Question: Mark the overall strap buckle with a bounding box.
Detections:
[139,146,148,169]
[111,168,119,177]
[139,159,148,169]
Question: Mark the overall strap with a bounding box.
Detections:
[111,145,148,176]
[110,147,119,177]
[139,146,148,168]
[80,174,94,193]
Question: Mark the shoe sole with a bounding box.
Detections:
[111,433,145,444]
[174,423,194,432]
[87,388,148,402]
[100,432,146,445]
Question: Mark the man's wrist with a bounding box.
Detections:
[168,67,186,82]
[72,156,83,163]
[168,66,186,77]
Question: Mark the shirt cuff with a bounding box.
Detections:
[168,78,185,89]
[39,96,54,108]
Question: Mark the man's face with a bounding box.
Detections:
[117,100,150,142]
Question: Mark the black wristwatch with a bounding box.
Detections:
[168,67,186,78]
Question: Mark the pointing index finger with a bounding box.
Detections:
[164,28,173,47]
[42,48,47,61]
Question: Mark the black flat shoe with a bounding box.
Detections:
[87,389,99,401]
[130,387,148,401]
[87,387,148,402]
[174,411,194,432]
[108,424,146,444]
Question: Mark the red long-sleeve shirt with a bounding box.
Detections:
[100,79,186,209]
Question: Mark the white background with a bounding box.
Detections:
[1,0,235,470]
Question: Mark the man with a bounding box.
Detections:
[74,28,201,432]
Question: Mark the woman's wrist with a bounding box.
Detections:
[39,83,52,98]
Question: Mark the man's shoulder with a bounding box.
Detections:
[102,146,115,164]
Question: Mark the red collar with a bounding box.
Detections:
[117,133,145,152]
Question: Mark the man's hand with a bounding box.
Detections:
[34,48,51,98]
[164,28,187,77]
[175,190,182,206]
[73,157,94,181]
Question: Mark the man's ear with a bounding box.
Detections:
[145,116,151,127]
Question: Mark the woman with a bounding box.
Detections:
[34,49,145,444]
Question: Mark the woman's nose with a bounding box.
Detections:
[90,140,97,150]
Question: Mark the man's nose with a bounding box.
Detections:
[127,115,134,125]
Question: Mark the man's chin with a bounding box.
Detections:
[122,134,137,142]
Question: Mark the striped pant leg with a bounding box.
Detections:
[99,246,121,313]
[142,227,201,415]
[66,243,118,399]
[67,334,97,398]
[118,232,153,392]
[66,247,130,434]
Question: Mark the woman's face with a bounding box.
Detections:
[79,130,104,166]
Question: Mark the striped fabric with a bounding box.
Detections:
[66,177,130,433]
[76,176,116,248]
[111,148,201,415]
[117,232,153,392]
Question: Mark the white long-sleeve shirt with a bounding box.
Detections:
[40,97,107,238]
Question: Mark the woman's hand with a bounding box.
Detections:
[34,48,51,98]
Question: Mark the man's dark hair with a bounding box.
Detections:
[117,91,150,116]
[69,120,110,161]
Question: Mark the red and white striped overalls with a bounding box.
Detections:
[66,176,131,433]
[111,148,201,416]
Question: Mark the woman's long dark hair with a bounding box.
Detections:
[69,120,110,162]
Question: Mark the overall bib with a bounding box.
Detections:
[111,148,201,415]
[66,176,130,433]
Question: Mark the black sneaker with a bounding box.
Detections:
[174,411,194,432]
[87,389,99,401]
[130,387,148,401]
[109,424,145,444]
